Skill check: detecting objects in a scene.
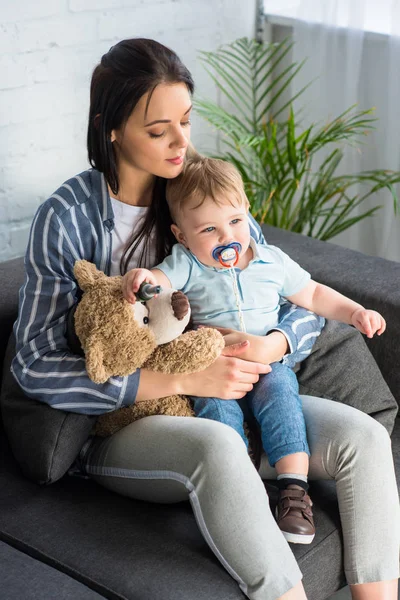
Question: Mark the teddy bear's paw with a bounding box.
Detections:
[144,327,225,373]
[138,396,194,418]
[95,405,143,437]
[94,396,194,436]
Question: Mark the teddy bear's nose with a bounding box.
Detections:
[171,291,189,321]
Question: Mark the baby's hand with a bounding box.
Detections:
[351,308,386,338]
[122,268,158,304]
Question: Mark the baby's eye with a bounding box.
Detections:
[149,131,165,139]
[231,218,241,225]
[202,226,215,233]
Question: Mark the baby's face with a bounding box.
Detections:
[174,196,251,267]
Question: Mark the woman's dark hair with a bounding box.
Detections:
[87,38,195,271]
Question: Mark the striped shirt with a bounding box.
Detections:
[11,168,323,415]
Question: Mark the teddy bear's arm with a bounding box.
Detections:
[143,328,225,374]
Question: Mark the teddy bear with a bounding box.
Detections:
[73,260,225,438]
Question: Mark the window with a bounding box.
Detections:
[263,0,396,36]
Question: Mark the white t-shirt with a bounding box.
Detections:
[109,197,156,276]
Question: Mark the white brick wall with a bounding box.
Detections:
[0,0,256,261]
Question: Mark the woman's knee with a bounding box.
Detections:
[349,414,391,453]
[332,408,392,471]
[336,407,390,447]
[190,418,250,469]
[303,397,394,478]
[304,396,390,446]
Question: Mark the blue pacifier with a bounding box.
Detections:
[212,242,242,267]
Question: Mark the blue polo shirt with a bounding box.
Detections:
[155,238,311,335]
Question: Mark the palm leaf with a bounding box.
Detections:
[195,37,400,241]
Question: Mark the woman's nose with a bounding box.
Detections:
[170,128,188,150]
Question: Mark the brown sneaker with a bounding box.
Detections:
[276,484,315,544]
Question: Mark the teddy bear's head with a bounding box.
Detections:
[73,260,191,384]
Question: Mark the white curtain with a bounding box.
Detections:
[283,0,400,261]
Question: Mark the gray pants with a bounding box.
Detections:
[83,396,399,600]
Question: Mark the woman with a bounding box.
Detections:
[11,38,399,600]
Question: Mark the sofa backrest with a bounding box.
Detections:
[263,225,400,411]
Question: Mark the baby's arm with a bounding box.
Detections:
[122,268,172,304]
[287,280,386,338]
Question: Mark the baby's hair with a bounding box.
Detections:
[166,157,249,223]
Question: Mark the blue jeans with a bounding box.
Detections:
[191,362,310,467]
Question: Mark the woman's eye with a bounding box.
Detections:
[143,316,149,324]
[149,120,190,139]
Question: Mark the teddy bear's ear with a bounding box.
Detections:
[85,337,109,384]
[74,260,108,292]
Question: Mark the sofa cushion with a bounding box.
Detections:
[0,541,105,599]
[0,334,95,485]
[0,427,347,600]
[295,320,398,434]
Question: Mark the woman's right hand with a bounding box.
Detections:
[180,341,271,400]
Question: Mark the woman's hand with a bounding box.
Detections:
[208,327,289,365]
[122,268,158,304]
[179,342,271,400]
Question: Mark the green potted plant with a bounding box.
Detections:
[194,37,399,241]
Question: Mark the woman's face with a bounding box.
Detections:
[111,82,192,179]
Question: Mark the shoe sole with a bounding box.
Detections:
[275,507,315,545]
[281,531,315,544]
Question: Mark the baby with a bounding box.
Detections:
[122,157,385,545]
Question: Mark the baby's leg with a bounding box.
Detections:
[191,396,248,448]
[246,362,309,468]
[247,362,314,544]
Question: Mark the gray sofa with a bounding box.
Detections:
[0,225,399,600]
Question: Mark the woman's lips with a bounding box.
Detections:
[166,156,184,165]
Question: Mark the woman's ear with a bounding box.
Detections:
[94,114,101,130]
[171,224,188,247]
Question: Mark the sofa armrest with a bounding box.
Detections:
[0,257,25,382]
[262,225,400,408]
